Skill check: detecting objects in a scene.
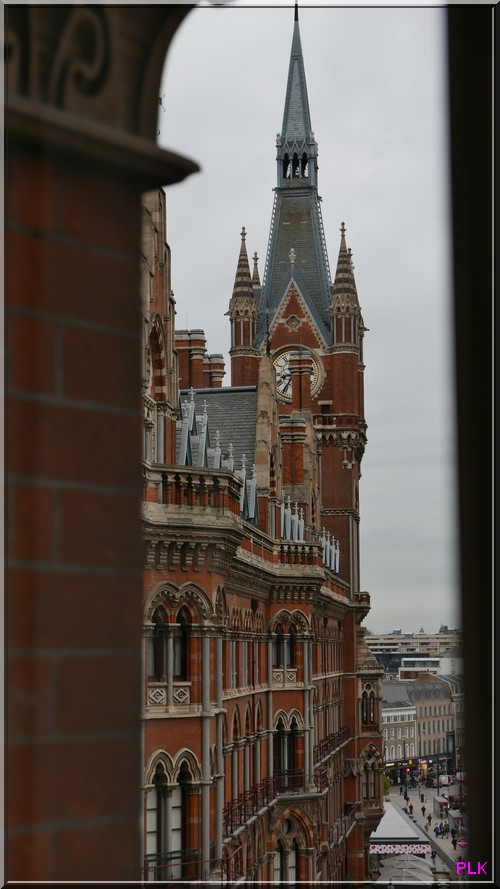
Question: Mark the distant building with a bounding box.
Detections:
[398,650,463,680]
[366,629,462,673]
[381,674,463,778]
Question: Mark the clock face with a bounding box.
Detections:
[272,348,320,400]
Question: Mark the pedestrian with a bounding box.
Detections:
[400,785,403,796]
[451,828,456,839]
[452,838,458,851]
[433,823,439,836]
[431,850,436,864]
[403,806,408,814]
[427,814,432,826]
[409,803,413,816]
[422,805,426,817]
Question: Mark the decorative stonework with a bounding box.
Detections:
[285,314,302,331]
[148,686,167,706]
[6,6,198,186]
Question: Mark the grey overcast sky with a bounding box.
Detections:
[158,2,460,635]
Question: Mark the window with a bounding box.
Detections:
[150,607,167,679]
[274,840,285,885]
[361,688,375,725]
[273,626,285,667]
[242,640,248,686]
[229,638,237,687]
[173,607,190,680]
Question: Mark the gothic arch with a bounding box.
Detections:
[255,700,264,734]
[273,808,314,848]
[172,748,202,783]
[288,708,305,730]
[144,749,174,786]
[231,705,242,742]
[273,709,290,731]
[145,580,213,623]
[244,705,252,739]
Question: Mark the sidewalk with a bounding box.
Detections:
[390,784,466,880]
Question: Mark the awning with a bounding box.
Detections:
[370,843,431,855]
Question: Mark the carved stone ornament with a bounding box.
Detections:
[5,6,199,187]
[343,757,364,778]
[285,314,302,331]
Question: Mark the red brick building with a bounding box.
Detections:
[140,10,384,883]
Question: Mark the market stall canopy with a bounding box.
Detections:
[369,802,431,856]
[378,852,435,882]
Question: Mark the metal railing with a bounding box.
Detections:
[143,841,243,884]
[143,848,200,881]
[313,725,350,765]
[223,768,329,836]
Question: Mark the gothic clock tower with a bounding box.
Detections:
[228,3,367,597]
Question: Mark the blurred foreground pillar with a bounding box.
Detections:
[5,6,197,881]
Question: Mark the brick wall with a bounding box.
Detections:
[6,149,144,880]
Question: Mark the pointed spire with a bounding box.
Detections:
[252,251,260,286]
[330,221,359,308]
[231,226,254,300]
[280,9,313,145]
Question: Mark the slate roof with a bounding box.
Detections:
[198,387,257,469]
[381,680,413,707]
[280,14,313,144]
[179,387,258,471]
[257,191,332,346]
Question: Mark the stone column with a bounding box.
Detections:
[201,633,211,877]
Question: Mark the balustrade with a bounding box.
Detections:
[143,464,242,515]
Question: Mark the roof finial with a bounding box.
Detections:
[295,0,299,23]
[241,226,246,242]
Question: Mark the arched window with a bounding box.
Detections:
[273,717,286,780]
[273,625,285,667]
[173,606,190,680]
[274,840,285,885]
[150,607,167,679]
[289,838,299,887]
[369,765,376,799]
[283,154,290,179]
[288,717,299,775]
[287,625,296,668]
[300,153,308,177]
[172,762,192,880]
[369,691,375,723]
[361,691,368,723]
[292,153,299,177]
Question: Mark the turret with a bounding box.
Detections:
[328,222,366,418]
[227,227,260,386]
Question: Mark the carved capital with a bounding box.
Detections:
[6,6,198,187]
